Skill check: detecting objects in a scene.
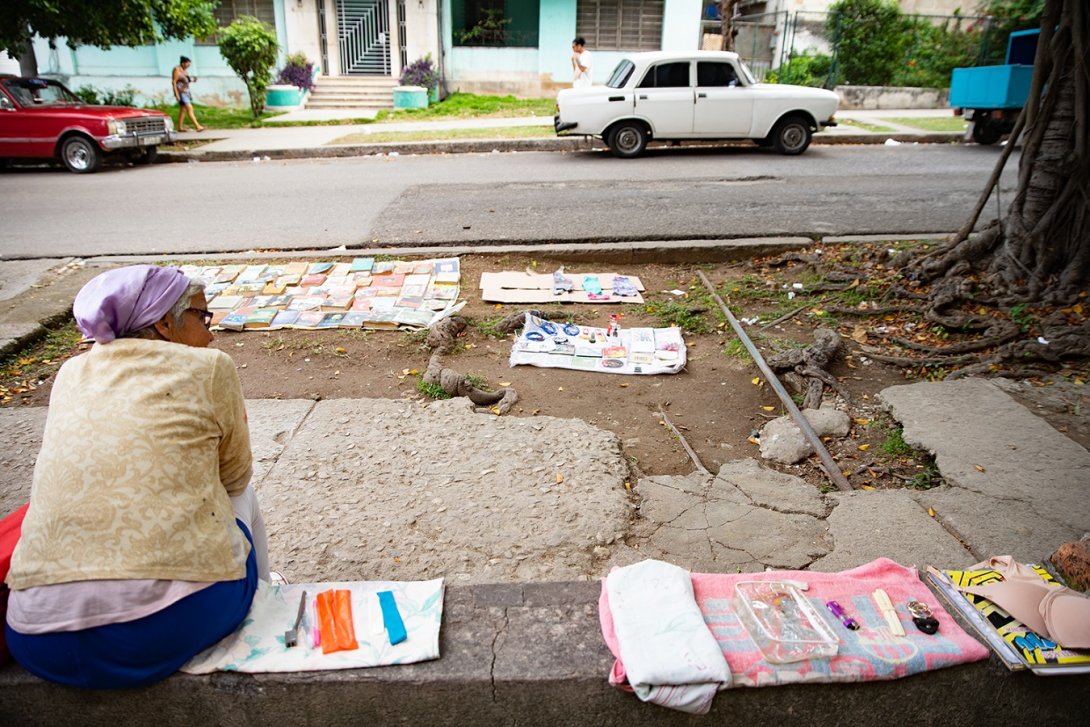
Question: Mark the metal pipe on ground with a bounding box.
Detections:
[696,270,853,492]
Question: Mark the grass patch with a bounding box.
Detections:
[908,464,944,490]
[147,93,554,130]
[722,337,750,360]
[837,118,896,133]
[375,92,555,122]
[470,316,511,339]
[464,373,492,391]
[0,322,83,404]
[644,300,710,335]
[416,378,451,400]
[329,125,551,145]
[881,116,967,132]
[878,424,913,457]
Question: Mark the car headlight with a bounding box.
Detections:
[163,117,174,133]
[107,120,127,135]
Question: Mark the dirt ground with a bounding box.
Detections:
[4,250,1087,493]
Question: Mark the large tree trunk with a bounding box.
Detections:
[18,36,38,77]
[719,1,739,52]
[914,0,1090,305]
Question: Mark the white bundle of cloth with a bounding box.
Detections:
[605,560,730,714]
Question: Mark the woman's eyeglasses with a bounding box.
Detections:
[187,308,214,328]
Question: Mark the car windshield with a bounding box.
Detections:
[606,60,635,89]
[1,78,81,107]
[738,61,757,85]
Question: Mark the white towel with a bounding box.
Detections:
[606,560,730,714]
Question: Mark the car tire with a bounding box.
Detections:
[772,115,813,155]
[133,146,158,165]
[61,136,102,173]
[972,120,1001,145]
[607,122,649,159]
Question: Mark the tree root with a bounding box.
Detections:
[423,316,518,414]
[768,327,845,409]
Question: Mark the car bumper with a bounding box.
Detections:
[554,114,578,134]
[100,130,176,151]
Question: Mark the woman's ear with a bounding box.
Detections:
[152,314,175,341]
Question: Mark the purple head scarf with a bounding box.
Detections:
[73,265,191,343]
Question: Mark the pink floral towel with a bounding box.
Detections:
[600,558,988,690]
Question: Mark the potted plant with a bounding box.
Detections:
[266,52,315,110]
[399,54,440,104]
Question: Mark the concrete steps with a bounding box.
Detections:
[306,77,397,110]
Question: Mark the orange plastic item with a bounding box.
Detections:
[316,589,358,654]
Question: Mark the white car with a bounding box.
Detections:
[555,51,839,158]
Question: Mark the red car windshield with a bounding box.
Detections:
[2,79,81,107]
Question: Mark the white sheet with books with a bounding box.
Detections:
[509,313,686,375]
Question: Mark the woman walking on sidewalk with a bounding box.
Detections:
[173,56,205,132]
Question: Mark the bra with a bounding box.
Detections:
[957,555,1090,649]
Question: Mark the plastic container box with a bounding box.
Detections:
[733,581,839,663]
[392,85,428,109]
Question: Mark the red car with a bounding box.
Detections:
[0,75,176,173]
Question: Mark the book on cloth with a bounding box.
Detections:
[925,565,1090,674]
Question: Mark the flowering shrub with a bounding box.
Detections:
[399,54,439,88]
[275,52,315,93]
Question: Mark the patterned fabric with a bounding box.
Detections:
[182,579,445,674]
[6,339,253,590]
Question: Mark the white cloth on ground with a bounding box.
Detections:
[605,559,730,714]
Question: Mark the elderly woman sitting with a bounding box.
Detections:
[4,265,269,689]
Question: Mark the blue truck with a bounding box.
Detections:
[949,28,1039,145]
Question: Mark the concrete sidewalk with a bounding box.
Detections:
[165,107,966,160]
[1,249,1086,722]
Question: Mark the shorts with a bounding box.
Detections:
[178,91,192,106]
[4,520,258,689]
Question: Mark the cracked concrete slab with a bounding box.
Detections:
[635,461,831,572]
[812,489,973,572]
[715,458,829,517]
[258,398,631,583]
[0,407,48,514]
[245,399,315,483]
[881,379,1090,559]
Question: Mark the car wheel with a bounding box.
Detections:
[132,146,158,165]
[61,136,102,173]
[607,122,648,159]
[772,115,813,155]
[972,120,1001,145]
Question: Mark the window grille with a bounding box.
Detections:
[576,0,663,52]
[196,0,276,45]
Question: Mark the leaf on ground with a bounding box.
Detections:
[761,405,776,412]
[974,464,986,472]
[556,472,564,484]
[861,484,876,490]
[851,326,868,344]
[928,506,936,517]
[857,443,870,451]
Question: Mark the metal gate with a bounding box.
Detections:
[336,0,391,75]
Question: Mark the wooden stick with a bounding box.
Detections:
[658,406,711,478]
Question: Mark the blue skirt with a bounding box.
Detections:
[5,520,258,689]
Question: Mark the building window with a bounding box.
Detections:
[452,0,540,48]
[577,0,663,52]
[196,0,276,45]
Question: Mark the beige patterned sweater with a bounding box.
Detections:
[6,339,253,590]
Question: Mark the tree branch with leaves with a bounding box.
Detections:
[1,0,218,76]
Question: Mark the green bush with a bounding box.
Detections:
[767,51,835,88]
[74,84,139,107]
[827,0,907,86]
[975,0,1045,64]
[218,15,279,118]
[893,17,983,88]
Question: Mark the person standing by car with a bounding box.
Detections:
[571,37,593,88]
[172,56,204,132]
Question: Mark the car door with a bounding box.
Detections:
[634,61,694,137]
[693,61,756,136]
[0,80,56,158]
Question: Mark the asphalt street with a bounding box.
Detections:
[0,144,1016,258]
